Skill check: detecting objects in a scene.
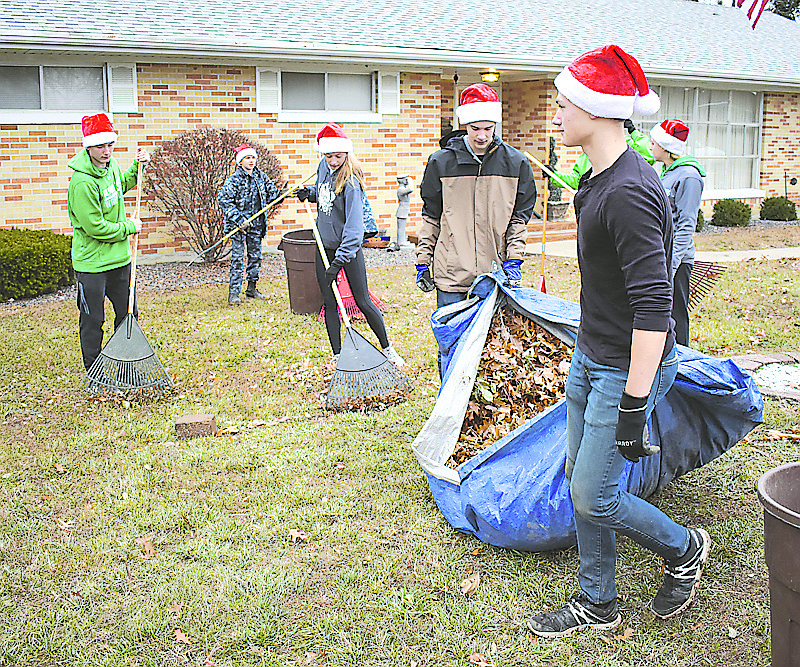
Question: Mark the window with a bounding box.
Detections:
[0,63,137,123]
[633,85,763,195]
[256,69,400,122]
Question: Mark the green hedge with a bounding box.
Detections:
[712,199,752,228]
[760,196,797,221]
[0,228,73,302]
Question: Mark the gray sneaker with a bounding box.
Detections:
[527,593,621,638]
[651,527,711,619]
[228,293,241,306]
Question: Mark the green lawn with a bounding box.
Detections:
[1,239,798,666]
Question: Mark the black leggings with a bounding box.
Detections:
[672,262,691,347]
[315,247,388,355]
[76,265,137,370]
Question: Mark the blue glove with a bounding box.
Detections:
[502,259,522,284]
[416,265,434,292]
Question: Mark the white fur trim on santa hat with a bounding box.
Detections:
[650,124,687,156]
[315,136,353,154]
[554,68,660,119]
[83,131,118,148]
[456,101,502,125]
[235,147,257,163]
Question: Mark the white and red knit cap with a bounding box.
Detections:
[314,123,353,154]
[81,113,118,148]
[650,119,690,156]
[554,45,660,118]
[456,83,502,125]
[234,143,257,164]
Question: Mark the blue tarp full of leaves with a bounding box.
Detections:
[411,272,764,552]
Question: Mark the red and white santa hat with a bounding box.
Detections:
[81,113,118,148]
[650,119,689,156]
[314,123,353,154]
[456,83,502,125]
[554,45,660,119]
[234,143,257,164]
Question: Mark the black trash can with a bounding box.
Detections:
[278,229,323,315]
[758,461,800,667]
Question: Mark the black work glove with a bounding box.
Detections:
[416,265,434,292]
[615,391,660,463]
[296,187,316,203]
[624,119,636,135]
[324,260,344,285]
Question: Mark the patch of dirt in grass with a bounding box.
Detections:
[695,221,800,251]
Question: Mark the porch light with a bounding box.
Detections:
[480,69,500,83]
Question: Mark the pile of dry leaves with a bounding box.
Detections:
[447,306,572,468]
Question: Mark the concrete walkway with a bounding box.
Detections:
[526,239,800,262]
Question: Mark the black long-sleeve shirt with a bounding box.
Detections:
[574,147,675,370]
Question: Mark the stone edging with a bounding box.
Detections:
[728,352,800,401]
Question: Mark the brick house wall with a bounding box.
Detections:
[0,66,444,258]
[762,92,800,207]
[3,68,797,259]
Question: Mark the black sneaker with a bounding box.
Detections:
[527,593,621,638]
[651,527,711,619]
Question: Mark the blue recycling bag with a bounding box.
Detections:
[412,271,763,552]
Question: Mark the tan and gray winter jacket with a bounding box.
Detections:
[416,133,536,292]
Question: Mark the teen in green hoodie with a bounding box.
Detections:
[549,119,654,191]
[650,119,706,347]
[67,113,148,370]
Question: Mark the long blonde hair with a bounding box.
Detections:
[333,153,366,194]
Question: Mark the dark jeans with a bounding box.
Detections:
[672,262,692,346]
[76,265,137,370]
[315,247,388,355]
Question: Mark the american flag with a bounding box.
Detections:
[736,0,769,29]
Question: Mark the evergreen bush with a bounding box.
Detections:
[759,196,797,222]
[711,199,751,228]
[0,228,73,301]
[696,208,705,233]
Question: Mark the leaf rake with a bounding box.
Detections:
[688,260,727,311]
[302,201,412,410]
[83,161,173,394]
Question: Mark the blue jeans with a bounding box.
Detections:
[436,289,468,379]
[566,344,686,604]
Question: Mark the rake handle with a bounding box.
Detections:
[128,159,143,316]
[302,200,351,329]
[190,172,317,264]
[523,150,577,195]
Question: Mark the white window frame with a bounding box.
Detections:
[633,84,764,198]
[0,62,137,124]
[256,68,400,123]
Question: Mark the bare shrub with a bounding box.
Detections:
[144,128,284,262]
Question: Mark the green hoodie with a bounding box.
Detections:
[662,154,707,178]
[550,128,655,191]
[67,149,139,273]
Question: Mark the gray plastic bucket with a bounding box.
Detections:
[757,461,800,667]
